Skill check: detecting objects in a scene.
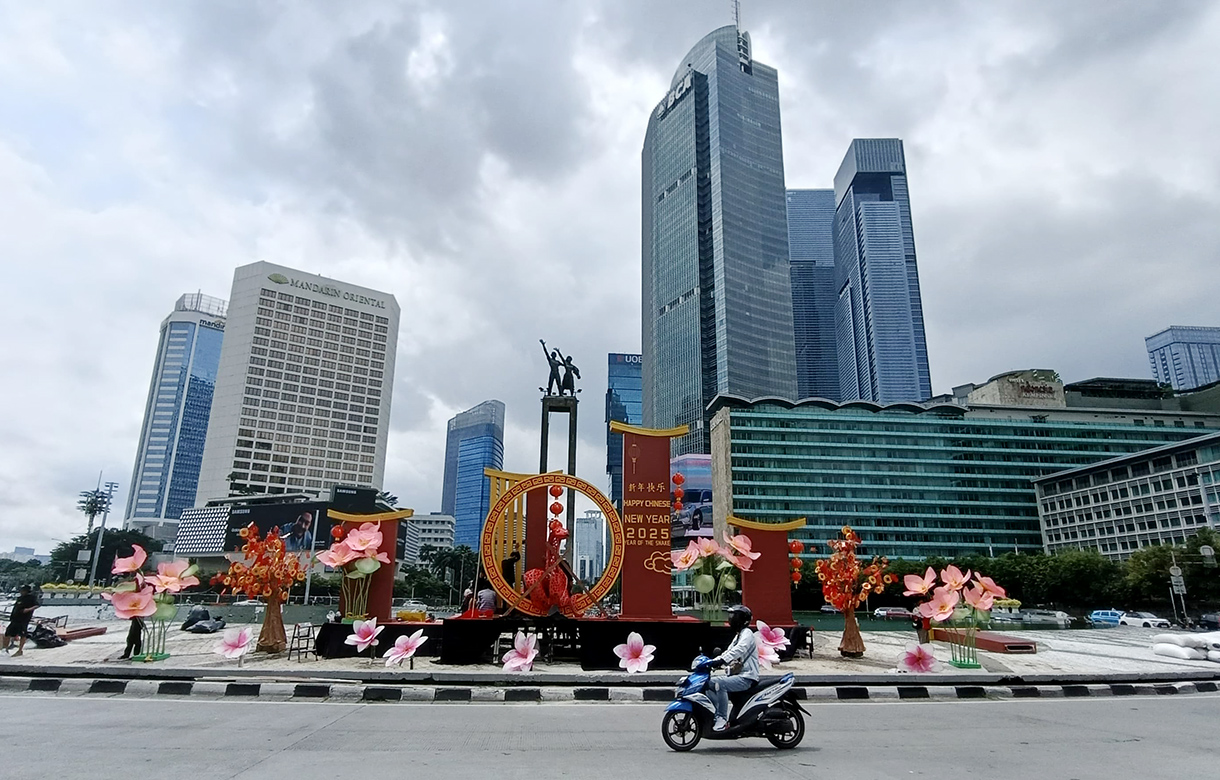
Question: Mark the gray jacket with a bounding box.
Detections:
[716,627,760,681]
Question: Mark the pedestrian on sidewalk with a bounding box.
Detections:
[119,616,145,660]
[1,585,38,657]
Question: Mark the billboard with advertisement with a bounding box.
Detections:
[670,453,713,540]
[225,501,331,554]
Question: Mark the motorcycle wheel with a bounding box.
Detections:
[661,710,702,752]
[765,704,805,749]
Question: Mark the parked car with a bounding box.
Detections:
[819,604,841,614]
[1088,609,1123,626]
[874,607,915,620]
[1199,613,1220,631]
[1118,611,1170,629]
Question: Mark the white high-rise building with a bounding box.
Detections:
[195,262,399,502]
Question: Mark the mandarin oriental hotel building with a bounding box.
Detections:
[194,261,399,502]
[708,395,1220,560]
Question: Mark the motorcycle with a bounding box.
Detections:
[661,653,807,751]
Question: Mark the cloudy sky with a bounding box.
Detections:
[2,1,1218,554]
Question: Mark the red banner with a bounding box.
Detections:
[619,430,674,620]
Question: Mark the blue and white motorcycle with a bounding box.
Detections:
[661,654,807,751]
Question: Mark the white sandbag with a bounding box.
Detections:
[1208,649,1220,663]
[1197,632,1220,650]
[1150,633,1199,647]
[1152,643,1207,660]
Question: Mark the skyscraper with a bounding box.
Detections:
[441,400,505,550]
[1147,326,1220,391]
[125,293,227,540]
[605,352,643,509]
[787,189,839,400]
[833,139,932,404]
[194,261,400,502]
[642,24,797,455]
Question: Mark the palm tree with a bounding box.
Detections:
[377,491,399,507]
[77,490,109,537]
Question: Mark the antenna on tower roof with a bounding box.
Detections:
[731,0,741,30]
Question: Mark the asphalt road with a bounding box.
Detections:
[4,694,1217,779]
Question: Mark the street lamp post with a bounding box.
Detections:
[87,481,119,589]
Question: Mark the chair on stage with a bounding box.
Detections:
[288,622,317,662]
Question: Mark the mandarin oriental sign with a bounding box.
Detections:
[267,273,387,309]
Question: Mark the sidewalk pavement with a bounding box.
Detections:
[2,619,1218,686]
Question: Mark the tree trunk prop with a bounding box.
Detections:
[839,606,865,658]
[257,592,287,653]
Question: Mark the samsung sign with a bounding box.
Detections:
[267,273,387,310]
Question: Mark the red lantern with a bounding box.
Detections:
[549,501,563,516]
[674,487,684,501]
[549,484,563,498]
[790,557,803,570]
[673,501,683,513]
[788,539,804,555]
[330,526,344,540]
[791,571,802,584]
[672,472,685,486]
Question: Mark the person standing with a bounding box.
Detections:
[119,616,144,660]
[1,585,38,657]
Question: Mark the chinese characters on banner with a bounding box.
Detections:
[619,429,674,620]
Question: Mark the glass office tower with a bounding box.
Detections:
[1147,326,1220,391]
[606,353,643,509]
[441,400,505,550]
[125,293,227,536]
[787,189,839,400]
[642,24,797,455]
[833,139,932,404]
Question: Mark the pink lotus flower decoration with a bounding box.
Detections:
[963,583,995,612]
[671,541,700,572]
[345,618,384,653]
[383,629,428,667]
[940,565,971,592]
[726,534,761,562]
[112,545,147,575]
[343,522,384,553]
[502,631,539,672]
[917,586,960,622]
[317,541,360,568]
[897,642,942,673]
[903,567,936,597]
[613,631,656,674]
[695,538,720,559]
[756,621,791,650]
[975,575,1006,599]
[757,639,781,669]
[103,586,157,620]
[214,627,254,660]
[146,560,199,594]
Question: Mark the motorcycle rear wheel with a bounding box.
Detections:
[661,710,702,752]
[765,704,805,749]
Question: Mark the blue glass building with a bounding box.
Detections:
[441,400,505,550]
[1147,326,1220,391]
[606,352,643,509]
[787,189,839,401]
[125,293,227,533]
[642,25,797,455]
[833,139,932,404]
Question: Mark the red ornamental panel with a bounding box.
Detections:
[619,430,676,620]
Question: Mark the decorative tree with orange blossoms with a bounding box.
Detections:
[813,526,895,658]
[215,524,307,653]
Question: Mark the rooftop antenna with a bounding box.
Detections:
[731,0,741,30]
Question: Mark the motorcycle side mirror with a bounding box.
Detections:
[711,647,722,656]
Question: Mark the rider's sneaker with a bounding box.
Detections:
[713,716,728,732]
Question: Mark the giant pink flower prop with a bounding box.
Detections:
[671,541,700,572]
[112,545,147,575]
[318,541,360,568]
[343,522,384,553]
[103,586,157,620]
[757,639,781,669]
[383,629,427,667]
[695,538,720,559]
[963,583,995,612]
[917,586,959,622]
[147,560,199,594]
[975,575,1006,599]
[613,631,656,674]
[726,534,761,562]
[903,567,936,597]
[940,565,971,592]
[897,642,942,673]
[214,627,254,660]
[756,621,791,650]
[502,631,539,672]
[345,618,384,653]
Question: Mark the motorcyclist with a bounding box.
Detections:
[707,604,759,731]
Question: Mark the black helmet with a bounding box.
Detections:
[727,604,752,624]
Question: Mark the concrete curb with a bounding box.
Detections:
[4,676,1215,705]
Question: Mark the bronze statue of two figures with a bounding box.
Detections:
[540,339,580,396]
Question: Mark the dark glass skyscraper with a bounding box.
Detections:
[605,352,643,509]
[787,189,839,400]
[441,400,505,550]
[125,293,227,535]
[833,139,932,404]
[1147,326,1220,391]
[642,24,797,455]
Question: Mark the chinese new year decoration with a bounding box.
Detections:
[215,523,307,653]
[316,522,392,621]
[789,539,805,586]
[104,544,199,662]
[813,526,894,657]
[671,533,759,621]
[904,565,1006,668]
[521,485,574,615]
